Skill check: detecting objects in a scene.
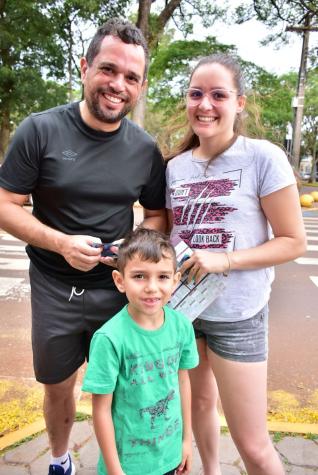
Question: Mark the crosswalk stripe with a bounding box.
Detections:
[295,257,318,265]
[0,235,22,242]
[307,244,318,251]
[0,245,26,253]
[307,236,318,241]
[0,277,28,297]
[310,276,318,288]
[309,275,318,287]
[0,258,30,271]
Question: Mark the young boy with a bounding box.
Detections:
[82,228,199,475]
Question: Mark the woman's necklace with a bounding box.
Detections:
[194,134,238,178]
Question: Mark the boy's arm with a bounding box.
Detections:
[92,393,125,475]
[177,369,192,474]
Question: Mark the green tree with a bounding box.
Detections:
[0,0,65,161]
[249,71,296,144]
[133,0,227,126]
[0,0,129,162]
[144,32,296,152]
[234,1,318,167]
[49,0,131,101]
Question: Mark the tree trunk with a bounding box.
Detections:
[137,0,152,41]
[132,85,148,128]
[0,107,10,163]
[67,19,73,103]
[132,0,152,127]
[132,0,182,128]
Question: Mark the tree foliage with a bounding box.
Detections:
[0,0,129,161]
[234,0,318,45]
[1,0,317,167]
[0,0,64,160]
[133,0,227,125]
[144,32,297,152]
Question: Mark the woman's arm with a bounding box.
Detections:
[176,369,192,474]
[230,184,306,270]
[92,393,125,475]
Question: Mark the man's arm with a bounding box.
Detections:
[176,369,192,474]
[140,208,167,233]
[0,187,102,271]
[92,393,125,475]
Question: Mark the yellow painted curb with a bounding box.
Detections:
[0,418,46,451]
[1,406,318,452]
[267,420,318,434]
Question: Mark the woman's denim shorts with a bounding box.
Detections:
[193,305,269,363]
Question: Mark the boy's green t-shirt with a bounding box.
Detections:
[82,305,198,475]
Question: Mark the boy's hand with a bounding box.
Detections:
[176,439,192,474]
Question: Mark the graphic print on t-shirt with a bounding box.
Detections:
[139,389,175,429]
[171,170,241,250]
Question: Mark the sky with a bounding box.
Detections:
[208,18,305,75]
[171,1,318,76]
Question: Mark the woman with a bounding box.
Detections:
[165,53,306,475]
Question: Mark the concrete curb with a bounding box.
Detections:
[1,404,318,452]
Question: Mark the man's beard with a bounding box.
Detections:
[86,88,133,124]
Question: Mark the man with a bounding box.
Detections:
[0,18,166,475]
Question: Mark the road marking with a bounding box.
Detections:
[0,245,26,253]
[304,225,318,230]
[0,258,30,271]
[307,236,318,241]
[0,277,30,298]
[0,235,22,242]
[310,276,318,288]
[307,244,318,251]
[295,257,318,265]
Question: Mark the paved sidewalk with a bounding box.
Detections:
[1,419,318,474]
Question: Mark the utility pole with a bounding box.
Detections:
[287,16,310,169]
[286,15,318,169]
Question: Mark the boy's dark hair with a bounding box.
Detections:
[117,228,177,273]
[85,17,149,80]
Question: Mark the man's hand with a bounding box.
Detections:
[59,235,103,271]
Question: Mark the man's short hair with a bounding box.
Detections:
[85,17,149,80]
[117,228,177,273]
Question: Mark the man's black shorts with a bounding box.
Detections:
[29,263,127,384]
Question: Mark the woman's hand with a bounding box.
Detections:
[180,250,231,284]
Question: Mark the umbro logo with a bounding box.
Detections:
[62,150,78,161]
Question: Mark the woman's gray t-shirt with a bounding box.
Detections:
[166,136,295,322]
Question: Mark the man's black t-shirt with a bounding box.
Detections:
[0,102,166,288]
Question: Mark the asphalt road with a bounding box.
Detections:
[0,204,317,412]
